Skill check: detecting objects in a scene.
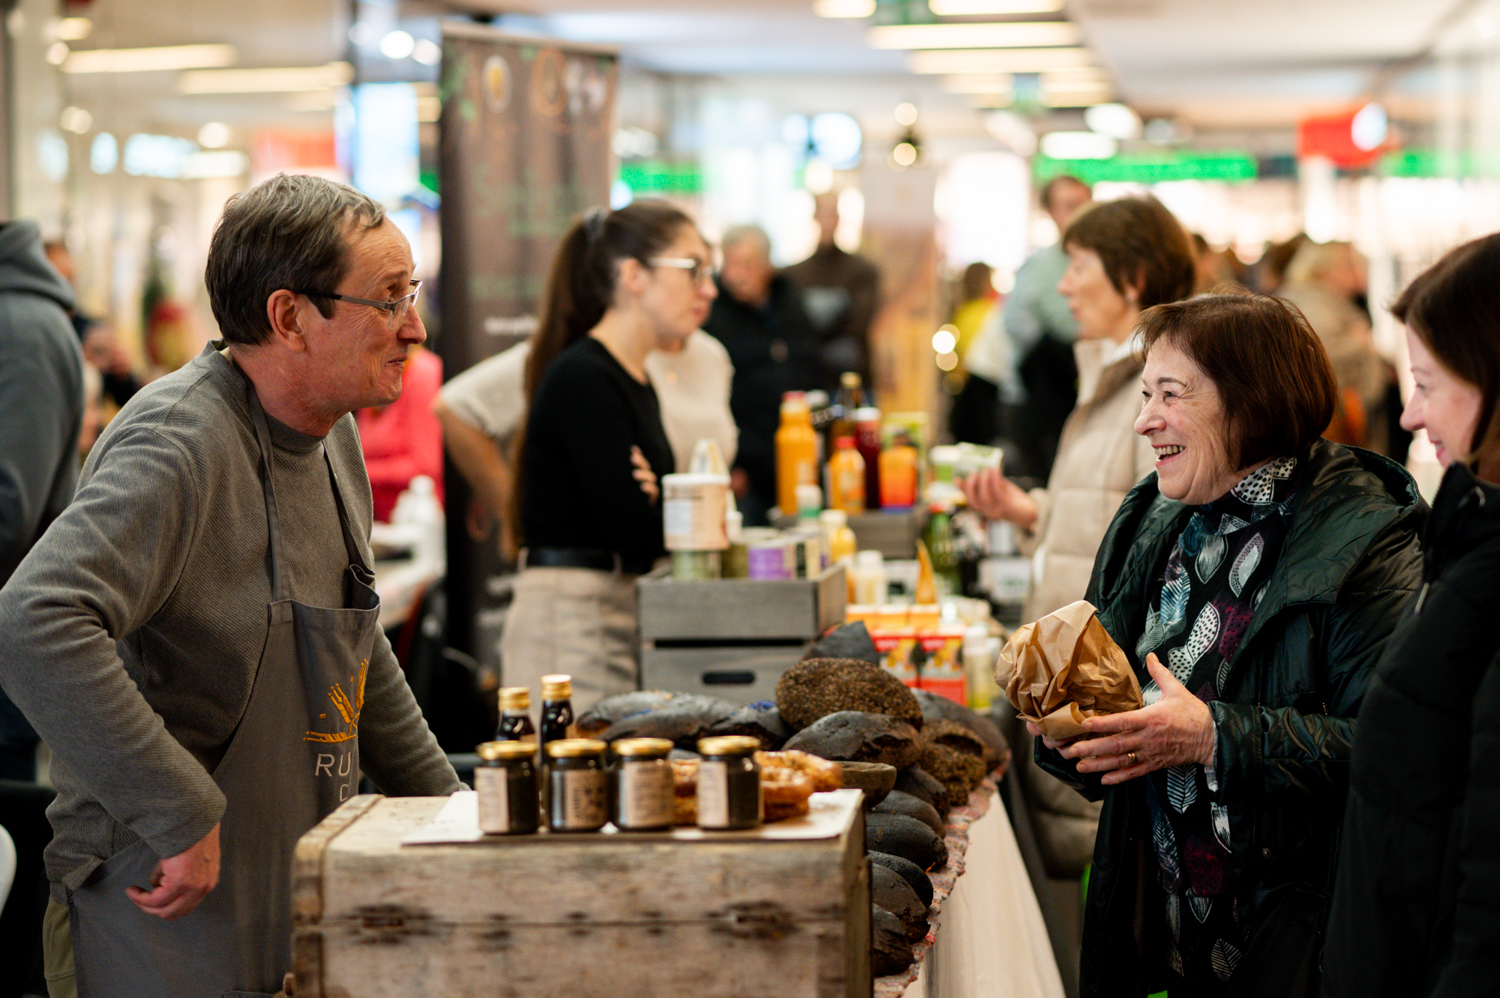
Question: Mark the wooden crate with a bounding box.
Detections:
[771,511,927,560]
[639,643,812,705]
[637,564,846,643]
[292,792,871,998]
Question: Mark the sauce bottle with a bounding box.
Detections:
[828,371,865,445]
[540,674,577,745]
[496,687,537,746]
[827,435,866,514]
[854,407,883,511]
[774,392,819,518]
[879,430,919,509]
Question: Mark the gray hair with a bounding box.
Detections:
[206,174,385,346]
[721,224,771,261]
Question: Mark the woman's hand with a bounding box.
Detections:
[959,469,1038,531]
[1059,654,1216,785]
[630,446,660,503]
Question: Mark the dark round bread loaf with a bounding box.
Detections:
[872,791,944,838]
[776,658,923,730]
[782,711,922,769]
[865,811,948,871]
[872,864,929,942]
[869,850,934,908]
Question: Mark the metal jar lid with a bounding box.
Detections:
[612,737,673,759]
[545,737,607,759]
[499,687,531,711]
[477,740,538,762]
[541,674,573,700]
[696,735,761,758]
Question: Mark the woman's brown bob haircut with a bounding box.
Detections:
[1138,291,1337,469]
[1062,195,1196,310]
[1392,232,1500,481]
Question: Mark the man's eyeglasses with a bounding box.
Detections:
[649,257,714,286]
[297,279,422,330]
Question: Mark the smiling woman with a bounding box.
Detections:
[1034,291,1425,996]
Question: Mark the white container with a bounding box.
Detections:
[662,473,731,552]
[848,550,887,606]
[390,475,445,571]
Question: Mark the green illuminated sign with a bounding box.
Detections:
[617,161,702,194]
[1034,151,1258,184]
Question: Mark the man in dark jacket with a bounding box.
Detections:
[1041,438,1425,996]
[704,224,820,525]
[0,221,84,781]
[784,193,880,391]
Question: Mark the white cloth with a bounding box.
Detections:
[903,790,1067,998]
[439,331,738,473]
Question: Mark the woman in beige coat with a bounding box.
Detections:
[962,195,1195,993]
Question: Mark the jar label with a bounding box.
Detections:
[475,768,511,833]
[617,765,674,828]
[697,760,729,827]
[558,769,607,829]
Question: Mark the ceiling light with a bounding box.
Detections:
[907,47,1093,73]
[1040,131,1116,159]
[868,21,1080,49]
[939,73,1015,93]
[1351,101,1388,151]
[63,43,237,74]
[815,0,877,17]
[182,150,248,180]
[178,62,353,94]
[46,42,69,66]
[90,133,117,174]
[56,17,92,41]
[413,39,442,66]
[1084,102,1140,140]
[892,141,918,167]
[380,30,415,60]
[930,0,1063,12]
[966,93,1015,109]
[895,102,919,126]
[932,328,957,353]
[59,106,92,133]
[1043,85,1115,108]
[197,121,231,148]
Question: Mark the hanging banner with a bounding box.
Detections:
[438,24,618,663]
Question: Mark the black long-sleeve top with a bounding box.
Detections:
[520,337,674,575]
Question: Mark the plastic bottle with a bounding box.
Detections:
[819,509,858,566]
[854,407,883,511]
[963,625,999,709]
[924,500,962,597]
[879,431,919,509]
[827,436,866,514]
[774,392,819,518]
[850,550,887,606]
[390,474,445,570]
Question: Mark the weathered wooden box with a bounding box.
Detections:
[639,642,814,705]
[291,791,871,998]
[637,563,846,643]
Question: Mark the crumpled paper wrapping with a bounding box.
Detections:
[996,600,1143,740]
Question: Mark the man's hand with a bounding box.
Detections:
[126,822,221,920]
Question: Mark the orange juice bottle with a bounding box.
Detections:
[879,431,919,508]
[775,392,819,517]
[827,435,866,514]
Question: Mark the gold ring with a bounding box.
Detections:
[1126,751,1139,766]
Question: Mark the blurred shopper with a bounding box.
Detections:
[357,344,444,522]
[948,262,1002,444]
[785,191,881,391]
[1278,240,1400,456]
[0,175,460,996]
[960,195,1194,995]
[502,201,717,712]
[1005,175,1093,480]
[705,224,820,525]
[1325,233,1500,998]
[44,240,142,412]
[1190,232,1243,294]
[1035,292,1422,997]
[0,221,84,782]
[436,328,736,560]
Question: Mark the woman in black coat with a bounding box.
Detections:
[1032,292,1425,996]
[1324,232,1500,998]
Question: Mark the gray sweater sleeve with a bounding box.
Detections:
[0,423,226,860]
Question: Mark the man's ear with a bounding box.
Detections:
[266,289,311,352]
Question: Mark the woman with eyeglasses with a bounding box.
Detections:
[499,200,719,712]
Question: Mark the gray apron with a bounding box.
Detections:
[70,387,380,997]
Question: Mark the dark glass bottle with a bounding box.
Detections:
[828,371,865,445]
[496,686,537,745]
[540,674,576,745]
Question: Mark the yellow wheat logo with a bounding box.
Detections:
[304,658,368,743]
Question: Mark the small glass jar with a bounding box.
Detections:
[545,738,608,832]
[611,737,675,831]
[696,736,762,830]
[475,740,540,835]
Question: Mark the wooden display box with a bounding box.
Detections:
[291,792,871,998]
[637,563,846,643]
[640,642,813,705]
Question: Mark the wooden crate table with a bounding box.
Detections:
[291,789,870,998]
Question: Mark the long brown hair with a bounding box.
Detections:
[1392,232,1500,481]
[507,199,696,553]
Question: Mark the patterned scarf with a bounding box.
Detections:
[1137,456,1298,984]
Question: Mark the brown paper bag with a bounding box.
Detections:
[996,600,1143,740]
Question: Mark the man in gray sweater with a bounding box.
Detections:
[0,175,460,997]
